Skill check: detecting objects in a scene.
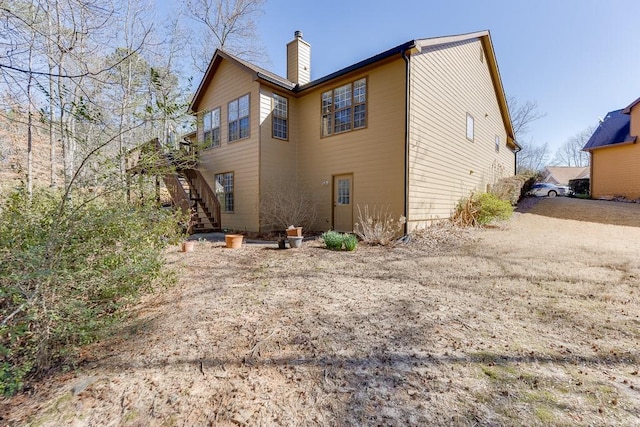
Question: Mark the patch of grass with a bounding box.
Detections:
[534,405,556,423]
[481,365,500,380]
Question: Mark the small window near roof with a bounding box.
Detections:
[466,113,474,142]
[495,135,500,152]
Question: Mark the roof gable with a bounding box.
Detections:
[190,50,295,112]
[418,31,515,148]
[583,109,636,151]
[542,166,589,185]
[189,31,515,147]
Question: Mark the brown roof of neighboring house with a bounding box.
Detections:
[542,166,589,185]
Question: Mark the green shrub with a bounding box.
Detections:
[321,231,359,251]
[452,192,513,227]
[343,234,358,251]
[321,230,344,250]
[0,188,183,395]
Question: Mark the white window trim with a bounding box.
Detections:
[272,93,288,140]
[466,113,474,142]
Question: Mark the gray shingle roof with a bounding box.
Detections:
[583,109,636,151]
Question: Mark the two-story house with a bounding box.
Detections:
[583,98,640,199]
[187,30,517,233]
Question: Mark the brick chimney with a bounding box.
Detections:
[287,30,311,86]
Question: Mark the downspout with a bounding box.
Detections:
[402,49,411,235]
[513,142,521,175]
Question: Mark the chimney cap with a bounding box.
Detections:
[294,30,303,38]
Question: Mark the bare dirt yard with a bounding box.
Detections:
[3,197,640,426]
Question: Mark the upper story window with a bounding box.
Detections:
[495,135,500,153]
[272,94,288,140]
[203,108,220,148]
[321,77,367,136]
[466,113,474,142]
[228,94,250,142]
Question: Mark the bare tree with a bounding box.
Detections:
[508,97,544,139]
[184,0,266,72]
[507,96,549,174]
[516,141,550,174]
[553,125,594,167]
[1,0,159,192]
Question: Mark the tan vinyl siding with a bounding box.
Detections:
[297,59,406,231]
[631,104,640,139]
[407,38,515,229]
[591,105,640,199]
[591,143,640,199]
[259,88,298,230]
[195,59,261,231]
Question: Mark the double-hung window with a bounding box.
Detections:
[215,172,234,212]
[272,94,288,140]
[228,94,250,142]
[203,108,220,148]
[321,78,367,136]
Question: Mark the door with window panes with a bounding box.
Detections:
[333,174,353,232]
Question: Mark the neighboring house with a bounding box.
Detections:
[583,99,640,199]
[540,166,589,186]
[187,30,517,233]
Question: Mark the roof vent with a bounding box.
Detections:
[294,30,303,38]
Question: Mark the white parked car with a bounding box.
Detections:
[527,183,572,197]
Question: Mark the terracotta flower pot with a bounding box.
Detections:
[286,227,303,237]
[225,234,244,249]
[182,241,195,252]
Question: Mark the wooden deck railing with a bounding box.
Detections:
[127,138,219,229]
[184,169,221,227]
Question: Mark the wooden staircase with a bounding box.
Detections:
[128,138,221,233]
[177,169,221,233]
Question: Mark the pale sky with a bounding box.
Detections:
[253,0,640,152]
